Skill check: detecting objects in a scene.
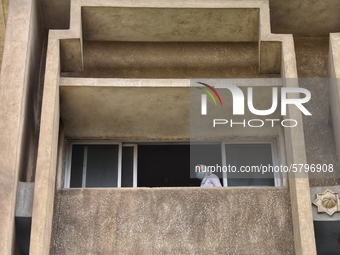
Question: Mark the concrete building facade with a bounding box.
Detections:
[1,0,340,254]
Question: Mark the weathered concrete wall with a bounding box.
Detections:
[59,85,283,140]
[18,0,45,182]
[62,42,280,78]
[82,8,259,42]
[269,0,340,37]
[51,188,294,255]
[294,38,340,186]
[294,38,329,78]
[40,0,340,37]
[0,0,44,253]
[0,0,8,69]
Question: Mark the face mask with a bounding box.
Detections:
[196,172,205,180]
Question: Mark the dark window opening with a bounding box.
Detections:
[137,144,222,187]
[314,221,340,255]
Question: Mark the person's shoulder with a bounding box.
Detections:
[208,174,220,179]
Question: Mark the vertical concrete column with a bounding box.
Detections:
[28,0,82,252]
[259,6,316,252]
[29,31,60,255]
[0,0,38,254]
[281,35,317,255]
[0,0,8,69]
[329,33,340,168]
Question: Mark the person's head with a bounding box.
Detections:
[195,164,207,180]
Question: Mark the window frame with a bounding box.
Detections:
[221,139,281,187]
[65,140,123,188]
[64,139,283,188]
[122,144,138,188]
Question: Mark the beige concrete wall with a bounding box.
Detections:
[19,0,44,183]
[59,84,282,140]
[81,7,259,42]
[0,0,44,254]
[328,34,340,187]
[278,35,317,255]
[40,0,340,37]
[269,0,340,37]
[29,31,61,255]
[0,0,8,69]
[62,42,279,78]
[51,188,294,255]
[294,38,340,186]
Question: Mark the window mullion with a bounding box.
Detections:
[271,140,281,186]
[117,143,122,187]
[82,146,88,188]
[221,142,228,187]
[133,145,138,188]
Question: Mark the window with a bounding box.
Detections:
[65,140,282,188]
[65,141,137,188]
[221,140,281,186]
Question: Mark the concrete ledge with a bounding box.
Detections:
[59,77,283,87]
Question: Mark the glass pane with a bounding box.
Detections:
[70,145,84,188]
[225,144,275,186]
[314,221,340,255]
[86,145,118,187]
[190,144,223,179]
[121,147,134,187]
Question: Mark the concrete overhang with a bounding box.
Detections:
[57,0,285,74]
[60,79,190,139]
[59,78,283,139]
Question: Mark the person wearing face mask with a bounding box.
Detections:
[195,164,222,187]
